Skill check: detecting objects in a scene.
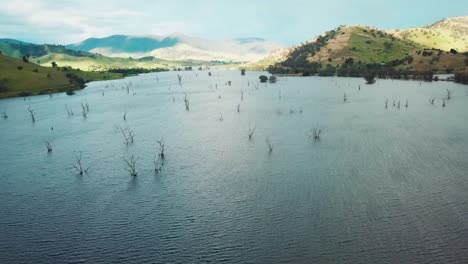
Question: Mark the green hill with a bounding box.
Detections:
[387,16,468,52]
[267,25,468,76]
[0,53,122,98]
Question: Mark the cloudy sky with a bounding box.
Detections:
[0,0,466,45]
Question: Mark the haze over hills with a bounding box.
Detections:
[0,39,233,71]
[66,34,284,62]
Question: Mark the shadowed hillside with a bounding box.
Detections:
[0,53,122,98]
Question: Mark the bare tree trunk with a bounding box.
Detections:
[73,153,89,175]
[27,106,36,123]
[124,155,138,177]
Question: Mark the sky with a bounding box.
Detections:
[0,0,467,45]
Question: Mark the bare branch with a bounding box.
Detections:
[248,125,256,141]
[44,141,52,152]
[27,105,36,123]
[124,155,138,177]
[266,137,274,153]
[73,152,89,176]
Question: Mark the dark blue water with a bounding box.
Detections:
[1,71,467,263]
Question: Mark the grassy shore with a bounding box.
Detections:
[0,54,123,99]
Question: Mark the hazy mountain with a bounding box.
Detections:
[67,34,284,62]
[0,40,230,71]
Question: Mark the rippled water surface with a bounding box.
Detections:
[1,71,468,263]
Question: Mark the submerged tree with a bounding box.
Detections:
[259,75,268,83]
[311,127,321,141]
[157,138,165,159]
[184,94,190,111]
[2,111,7,119]
[248,125,256,141]
[44,141,52,153]
[266,137,274,153]
[119,126,135,145]
[269,75,277,83]
[446,89,454,100]
[124,155,138,177]
[73,153,89,176]
[65,105,73,117]
[27,105,36,123]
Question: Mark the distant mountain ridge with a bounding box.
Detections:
[66,34,284,62]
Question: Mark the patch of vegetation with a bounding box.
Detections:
[0,54,123,98]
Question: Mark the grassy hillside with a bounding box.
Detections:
[337,26,421,63]
[0,54,122,98]
[267,25,467,76]
[387,16,468,52]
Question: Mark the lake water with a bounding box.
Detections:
[1,70,467,263]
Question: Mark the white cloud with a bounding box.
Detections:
[0,0,190,43]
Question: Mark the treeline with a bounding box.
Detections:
[269,55,440,82]
[454,72,468,84]
[107,68,168,76]
[275,27,342,74]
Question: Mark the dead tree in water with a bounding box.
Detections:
[27,105,36,123]
[2,111,7,119]
[154,155,163,173]
[80,103,87,118]
[248,125,256,140]
[266,137,274,153]
[241,91,244,101]
[157,138,165,159]
[236,104,240,113]
[343,93,347,103]
[73,153,89,176]
[397,101,401,109]
[184,94,190,111]
[44,141,52,152]
[429,98,435,105]
[123,110,127,121]
[385,98,388,109]
[446,89,454,100]
[311,127,321,141]
[405,100,408,108]
[442,99,446,107]
[80,102,89,113]
[124,155,138,177]
[119,126,135,145]
[65,105,73,117]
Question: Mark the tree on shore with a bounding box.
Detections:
[364,72,376,84]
